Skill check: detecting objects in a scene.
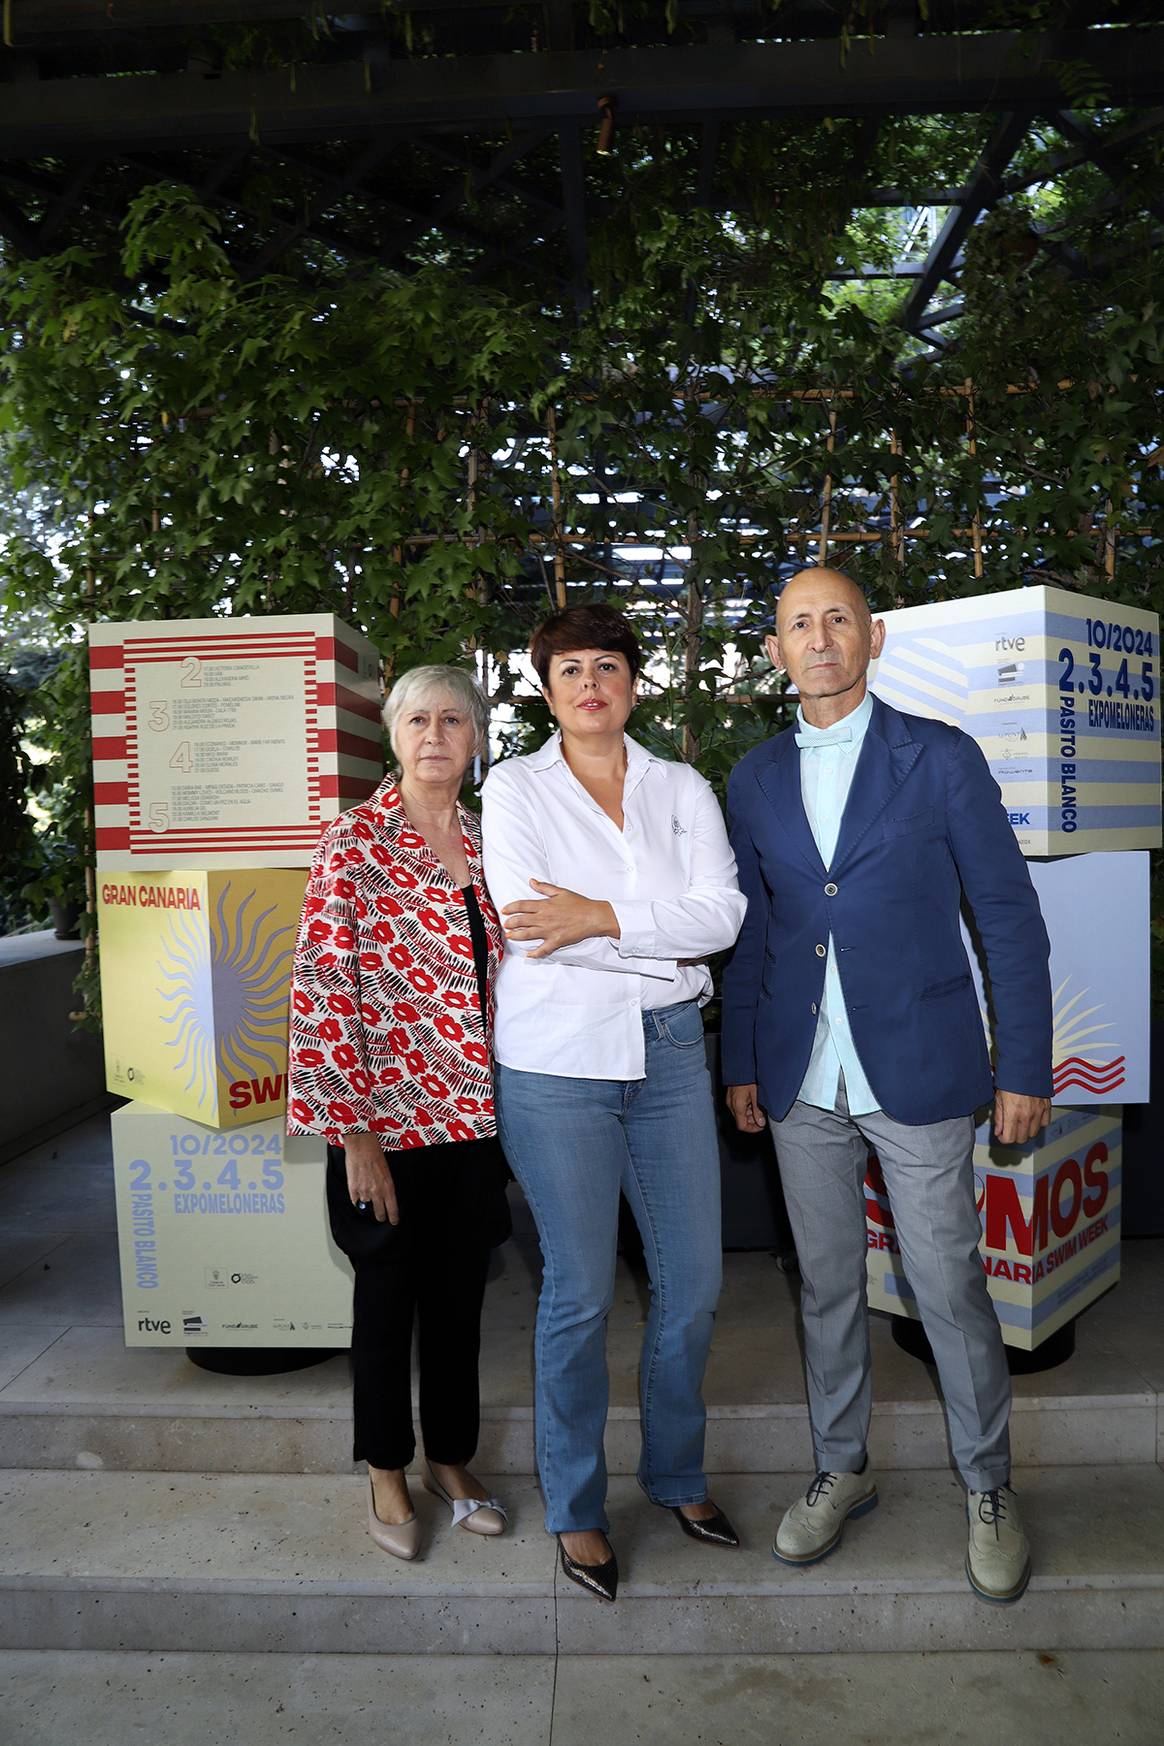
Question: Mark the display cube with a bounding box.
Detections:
[113,1102,352,1348]
[98,868,307,1127]
[866,1105,1121,1351]
[91,613,383,870]
[962,851,1149,1106]
[870,585,1161,855]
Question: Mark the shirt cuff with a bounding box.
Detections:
[611,900,677,971]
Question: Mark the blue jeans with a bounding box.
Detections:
[495,1000,723,1534]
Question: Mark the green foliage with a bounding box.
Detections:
[0,664,38,932]
[2,130,1163,1005]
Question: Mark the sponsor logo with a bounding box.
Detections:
[182,1313,206,1335]
[205,1268,227,1288]
[221,1322,259,1331]
[996,661,1024,684]
[230,1272,258,1286]
[137,1315,172,1334]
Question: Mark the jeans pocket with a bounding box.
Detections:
[657,1001,705,1049]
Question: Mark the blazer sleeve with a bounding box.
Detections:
[718,762,770,1089]
[944,731,1054,1098]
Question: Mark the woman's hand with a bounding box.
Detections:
[502,880,619,960]
[343,1132,399,1225]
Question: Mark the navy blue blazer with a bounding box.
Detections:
[720,696,1053,1126]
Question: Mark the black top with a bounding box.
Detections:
[460,883,490,1032]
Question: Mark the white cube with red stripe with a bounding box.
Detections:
[90,615,383,870]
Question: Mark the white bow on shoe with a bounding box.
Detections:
[424,1466,508,1537]
[450,1494,508,1531]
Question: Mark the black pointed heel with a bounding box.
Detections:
[557,1535,619,1602]
[671,1505,740,1547]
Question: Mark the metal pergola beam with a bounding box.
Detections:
[897,110,1032,334]
[378,130,557,268]
[2,30,1164,154]
[1048,108,1164,224]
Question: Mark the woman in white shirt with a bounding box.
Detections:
[482,603,747,1602]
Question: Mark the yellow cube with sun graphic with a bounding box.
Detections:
[98,869,307,1128]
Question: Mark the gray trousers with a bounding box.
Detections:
[770,1086,1011,1492]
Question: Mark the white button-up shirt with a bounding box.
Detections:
[795,691,879,1117]
[481,733,747,1080]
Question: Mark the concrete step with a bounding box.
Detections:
[2,1466,1162,1657]
[3,1648,1164,1746]
[1,1320,1159,1476]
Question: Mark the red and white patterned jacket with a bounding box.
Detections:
[286,779,504,1150]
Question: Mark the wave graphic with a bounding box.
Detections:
[1053,1054,1126,1096]
[872,636,971,726]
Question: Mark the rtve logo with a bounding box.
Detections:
[137,1316,172,1334]
[995,635,1027,652]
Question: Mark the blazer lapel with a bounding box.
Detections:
[755,731,827,877]
[830,697,922,874]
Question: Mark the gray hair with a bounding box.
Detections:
[381,664,489,760]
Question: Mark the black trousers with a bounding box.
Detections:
[326,1136,510,1471]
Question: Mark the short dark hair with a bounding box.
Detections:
[529,604,641,687]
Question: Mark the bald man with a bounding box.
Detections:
[721,569,1052,1603]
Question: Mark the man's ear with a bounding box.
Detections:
[764,632,784,673]
[869,618,886,660]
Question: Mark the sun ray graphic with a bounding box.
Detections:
[156,909,215,1106]
[1051,975,1118,1062]
[153,883,297,1109]
[210,882,297,1086]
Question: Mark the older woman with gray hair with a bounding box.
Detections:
[288,665,510,1560]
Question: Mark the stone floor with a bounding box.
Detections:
[1,1113,1163,1741]
[3,1648,1164,1746]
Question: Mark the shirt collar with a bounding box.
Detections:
[527,730,661,773]
[795,690,873,748]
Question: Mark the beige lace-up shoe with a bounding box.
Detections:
[966,1485,1031,1602]
[772,1465,878,1565]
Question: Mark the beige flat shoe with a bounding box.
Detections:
[367,1480,422,1561]
[424,1464,508,1537]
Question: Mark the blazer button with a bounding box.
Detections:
[824,882,838,896]
[811,1002,818,1015]
[815,943,826,958]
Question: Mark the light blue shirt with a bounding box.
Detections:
[795,691,880,1117]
